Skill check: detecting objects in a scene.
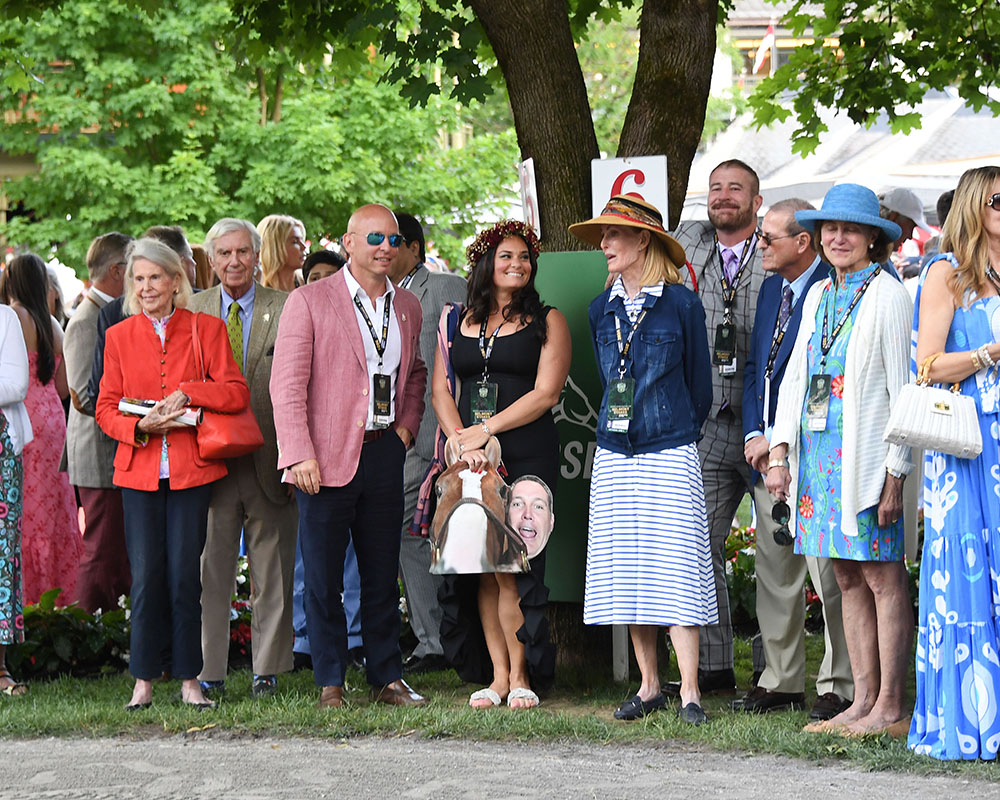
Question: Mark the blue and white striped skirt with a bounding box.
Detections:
[584,442,718,627]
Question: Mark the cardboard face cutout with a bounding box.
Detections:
[430,438,549,574]
[507,478,554,559]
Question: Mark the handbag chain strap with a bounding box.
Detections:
[917,352,961,393]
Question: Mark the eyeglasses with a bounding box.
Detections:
[355,231,403,248]
[756,229,800,247]
[986,193,1000,211]
[772,501,793,547]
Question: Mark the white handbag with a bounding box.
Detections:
[883,353,982,459]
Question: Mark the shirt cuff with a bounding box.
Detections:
[744,430,764,444]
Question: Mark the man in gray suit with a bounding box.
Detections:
[65,231,133,613]
[391,212,465,674]
[672,159,765,694]
[189,218,297,698]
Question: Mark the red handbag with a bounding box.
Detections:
[190,312,264,460]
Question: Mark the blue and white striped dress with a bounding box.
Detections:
[583,280,718,627]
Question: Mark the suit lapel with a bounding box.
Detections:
[408,266,430,303]
[329,271,369,372]
[245,284,275,380]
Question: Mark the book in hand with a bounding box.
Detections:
[118,397,203,427]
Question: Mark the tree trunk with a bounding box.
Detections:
[469,0,598,252]
[272,65,284,123]
[618,0,719,229]
[256,66,268,126]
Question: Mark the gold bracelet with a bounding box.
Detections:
[972,349,983,371]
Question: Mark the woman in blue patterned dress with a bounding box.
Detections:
[571,195,716,725]
[0,304,32,697]
[766,184,914,736]
[908,166,1000,761]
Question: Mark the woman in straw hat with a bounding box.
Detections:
[570,194,716,725]
[765,183,914,737]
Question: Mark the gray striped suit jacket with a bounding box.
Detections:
[673,220,765,420]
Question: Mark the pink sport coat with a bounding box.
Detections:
[270,268,426,487]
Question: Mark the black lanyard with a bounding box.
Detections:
[478,318,504,381]
[613,306,648,379]
[353,292,392,371]
[987,266,1000,294]
[764,312,791,380]
[716,232,756,317]
[820,266,880,366]
[399,265,419,290]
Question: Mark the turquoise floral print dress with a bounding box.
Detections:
[908,255,1000,761]
[0,410,24,645]
[794,262,904,561]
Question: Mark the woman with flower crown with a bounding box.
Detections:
[431,220,571,709]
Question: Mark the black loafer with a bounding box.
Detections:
[613,692,666,720]
[124,701,151,712]
[733,686,805,713]
[810,692,851,720]
[678,702,708,725]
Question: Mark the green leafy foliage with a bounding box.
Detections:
[5,589,130,679]
[750,0,1000,154]
[0,0,517,271]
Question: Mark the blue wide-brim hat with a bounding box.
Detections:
[795,183,902,242]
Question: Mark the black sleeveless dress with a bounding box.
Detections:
[437,308,558,692]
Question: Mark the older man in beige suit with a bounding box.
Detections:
[189,217,296,699]
[65,231,133,613]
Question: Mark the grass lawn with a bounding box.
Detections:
[0,635,996,783]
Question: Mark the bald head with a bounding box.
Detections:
[343,204,401,288]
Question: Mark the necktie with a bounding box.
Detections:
[722,248,739,283]
[777,285,793,330]
[227,301,243,372]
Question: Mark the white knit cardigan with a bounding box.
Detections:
[770,269,913,537]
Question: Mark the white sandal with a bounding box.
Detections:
[507,687,539,708]
[468,687,502,707]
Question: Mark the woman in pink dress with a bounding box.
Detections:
[0,254,81,606]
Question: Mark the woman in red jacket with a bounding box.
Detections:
[97,237,249,711]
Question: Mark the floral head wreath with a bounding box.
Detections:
[466,220,540,272]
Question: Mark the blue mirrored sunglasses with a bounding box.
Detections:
[366,232,403,247]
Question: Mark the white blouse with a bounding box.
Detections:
[0,305,33,455]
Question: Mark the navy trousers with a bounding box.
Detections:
[296,432,406,687]
[122,480,212,680]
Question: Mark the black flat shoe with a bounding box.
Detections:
[182,700,215,712]
[678,702,708,725]
[613,692,666,720]
[124,701,152,712]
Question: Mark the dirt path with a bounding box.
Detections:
[2,736,993,799]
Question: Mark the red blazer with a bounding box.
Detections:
[270,268,426,487]
[96,308,250,491]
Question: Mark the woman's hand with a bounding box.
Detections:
[457,448,490,473]
[453,423,490,452]
[137,392,188,435]
[764,464,791,501]
[877,472,904,528]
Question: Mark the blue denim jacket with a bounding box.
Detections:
[588,284,712,455]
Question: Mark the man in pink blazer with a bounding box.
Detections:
[270,203,428,709]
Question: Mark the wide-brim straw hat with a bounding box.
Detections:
[795,183,902,242]
[569,194,687,267]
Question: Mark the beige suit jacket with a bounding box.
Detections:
[64,289,117,488]
[188,283,290,506]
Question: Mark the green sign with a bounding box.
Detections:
[534,250,611,602]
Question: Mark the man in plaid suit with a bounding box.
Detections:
[672,160,764,693]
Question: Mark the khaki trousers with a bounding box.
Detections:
[752,479,853,698]
[199,457,298,681]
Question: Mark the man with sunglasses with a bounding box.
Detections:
[737,199,852,720]
[271,203,428,710]
[671,159,765,695]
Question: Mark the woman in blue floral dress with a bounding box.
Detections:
[766,184,914,736]
[0,304,32,697]
[908,166,1000,761]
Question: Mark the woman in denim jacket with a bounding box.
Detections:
[570,195,715,724]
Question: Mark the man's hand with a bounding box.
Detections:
[744,435,770,473]
[877,472,904,529]
[395,426,413,449]
[290,458,321,495]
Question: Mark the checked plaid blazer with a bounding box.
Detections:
[673,220,766,420]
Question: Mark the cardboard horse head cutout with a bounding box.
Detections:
[429,437,530,574]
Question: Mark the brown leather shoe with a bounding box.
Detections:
[810,692,851,720]
[370,678,427,707]
[317,685,344,709]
